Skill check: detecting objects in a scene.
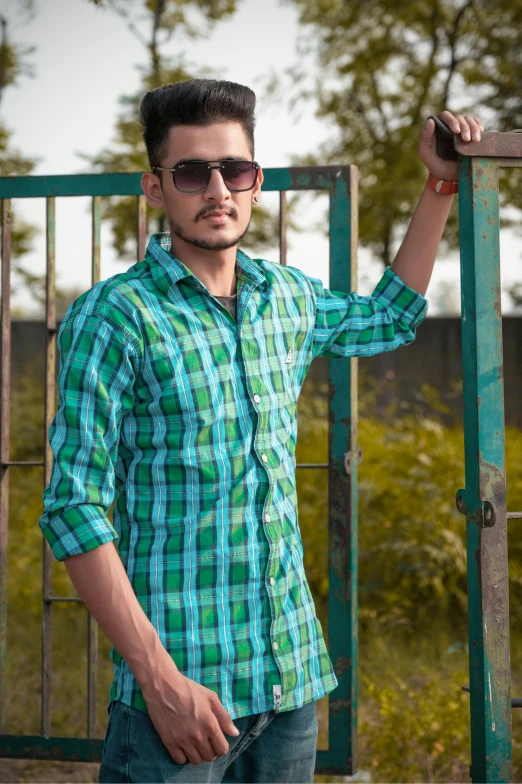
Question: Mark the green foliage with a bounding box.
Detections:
[296,373,522,636]
[360,653,470,782]
[81,0,282,260]
[6,358,522,780]
[280,0,522,266]
[0,8,39,263]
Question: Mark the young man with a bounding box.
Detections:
[38,79,483,783]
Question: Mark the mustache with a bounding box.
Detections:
[194,205,238,222]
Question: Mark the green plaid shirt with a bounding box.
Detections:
[39,233,427,719]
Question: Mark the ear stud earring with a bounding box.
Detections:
[253,196,259,203]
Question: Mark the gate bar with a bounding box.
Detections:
[41,196,56,737]
[458,156,512,783]
[0,199,11,733]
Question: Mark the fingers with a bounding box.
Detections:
[438,110,461,134]
[168,721,229,766]
[170,745,188,765]
[208,722,231,756]
[182,743,204,765]
[208,690,239,737]
[438,110,483,141]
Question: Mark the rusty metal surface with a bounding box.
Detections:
[319,163,359,776]
[0,199,11,733]
[137,194,146,262]
[86,196,102,738]
[458,156,512,782]
[0,733,104,762]
[279,191,287,266]
[453,131,522,158]
[87,613,98,738]
[41,197,56,737]
[92,196,101,283]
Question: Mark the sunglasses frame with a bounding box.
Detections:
[152,159,261,194]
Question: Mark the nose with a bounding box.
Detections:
[204,167,231,202]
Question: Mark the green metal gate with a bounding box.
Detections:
[449,128,522,783]
[0,166,359,776]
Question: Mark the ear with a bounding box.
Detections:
[141,171,165,209]
[252,167,264,201]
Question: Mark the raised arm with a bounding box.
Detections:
[391,111,484,295]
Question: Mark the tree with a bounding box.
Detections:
[276,0,522,267]
[0,3,40,293]
[83,0,280,259]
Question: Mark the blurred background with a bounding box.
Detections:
[2,0,522,782]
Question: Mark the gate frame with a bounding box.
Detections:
[451,129,522,784]
[0,166,359,777]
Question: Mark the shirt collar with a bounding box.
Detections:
[144,232,269,296]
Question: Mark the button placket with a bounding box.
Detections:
[244,326,284,689]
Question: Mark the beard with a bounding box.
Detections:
[169,215,252,252]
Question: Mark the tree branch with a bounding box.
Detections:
[150,0,168,87]
[411,1,440,127]
[442,0,474,107]
[0,15,8,107]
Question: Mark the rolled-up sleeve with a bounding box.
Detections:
[38,309,138,561]
[308,266,428,360]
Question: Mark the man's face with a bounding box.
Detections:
[142,121,263,253]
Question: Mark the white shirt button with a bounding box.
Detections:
[265,513,271,522]
[253,394,260,403]
[273,642,278,650]
[270,577,275,586]
[261,454,268,463]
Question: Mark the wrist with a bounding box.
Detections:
[426,172,458,195]
[131,629,180,692]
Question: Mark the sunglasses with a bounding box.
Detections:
[152,159,261,194]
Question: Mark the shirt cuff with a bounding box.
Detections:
[371,267,428,329]
[39,504,119,561]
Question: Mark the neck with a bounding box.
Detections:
[169,235,238,297]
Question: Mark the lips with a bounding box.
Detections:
[203,212,230,225]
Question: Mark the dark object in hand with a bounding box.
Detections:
[428,115,459,161]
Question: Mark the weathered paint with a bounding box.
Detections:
[0,199,11,733]
[88,202,101,738]
[316,165,359,777]
[453,131,522,159]
[458,155,512,782]
[0,167,351,200]
[279,191,287,266]
[92,196,101,282]
[0,734,104,762]
[42,197,56,737]
[137,194,147,263]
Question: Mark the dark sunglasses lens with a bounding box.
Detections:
[174,164,209,192]
[222,161,256,191]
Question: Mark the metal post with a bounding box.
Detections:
[0,199,11,733]
[41,196,56,737]
[458,156,511,783]
[279,192,287,266]
[327,165,359,776]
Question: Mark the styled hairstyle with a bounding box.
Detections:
[139,79,257,169]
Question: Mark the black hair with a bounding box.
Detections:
[139,79,256,169]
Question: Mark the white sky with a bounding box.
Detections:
[3,0,521,316]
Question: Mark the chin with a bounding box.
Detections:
[191,231,243,252]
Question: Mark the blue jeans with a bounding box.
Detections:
[98,698,318,783]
